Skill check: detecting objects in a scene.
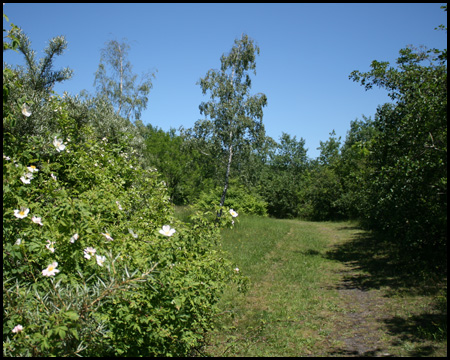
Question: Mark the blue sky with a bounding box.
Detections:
[3,3,447,158]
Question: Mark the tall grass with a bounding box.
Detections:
[202,215,447,357]
[203,215,345,356]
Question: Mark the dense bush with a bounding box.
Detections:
[297,167,344,221]
[256,133,308,219]
[3,17,245,355]
[350,44,447,262]
[258,171,301,219]
[3,90,243,356]
[195,178,268,217]
[140,124,211,205]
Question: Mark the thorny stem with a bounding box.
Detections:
[87,262,158,310]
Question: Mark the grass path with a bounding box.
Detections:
[202,216,447,357]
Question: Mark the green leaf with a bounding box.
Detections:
[64,311,79,321]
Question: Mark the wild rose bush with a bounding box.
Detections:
[3,95,244,356]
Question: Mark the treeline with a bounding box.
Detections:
[141,14,447,268]
[4,8,447,269]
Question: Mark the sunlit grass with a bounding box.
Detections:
[204,216,347,356]
[203,216,447,357]
[173,205,195,223]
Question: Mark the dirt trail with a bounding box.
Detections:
[310,224,388,356]
[325,267,393,356]
[205,220,446,357]
[316,223,446,357]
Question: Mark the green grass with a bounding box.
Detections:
[173,205,195,224]
[202,216,343,356]
[200,215,447,357]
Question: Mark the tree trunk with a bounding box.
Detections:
[218,67,236,217]
[218,140,233,217]
[118,45,124,115]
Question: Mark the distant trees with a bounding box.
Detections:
[336,116,377,219]
[258,133,308,218]
[94,39,157,122]
[140,123,206,205]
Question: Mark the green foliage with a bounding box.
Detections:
[141,124,206,205]
[195,179,268,217]
[317,130,341,166]
[349,30,447,261]
[3,109,240,356]
[296,125,373,221]
[3,12,20,52]
[297,166,343,221]
[270,132,308,174]
[6,26,73,93]
[336,116,377,219]
[258,133,308,219]
[3,23,74,139]
[4,36,241,355]
[63,92,147,156]
[259,170,301,219]
[195,33,268,207]
[94,38,157,122]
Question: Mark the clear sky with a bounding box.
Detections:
[3,3,447,158]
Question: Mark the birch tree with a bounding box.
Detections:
[196,33,267,214]
[94,39,156,122]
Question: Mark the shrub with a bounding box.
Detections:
[297,167,345,221]
[195,179,268,216]
[3,95,243,356]
[258,170,302,219]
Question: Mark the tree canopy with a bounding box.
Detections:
[94,39,157,122]
[195,33,268,210]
